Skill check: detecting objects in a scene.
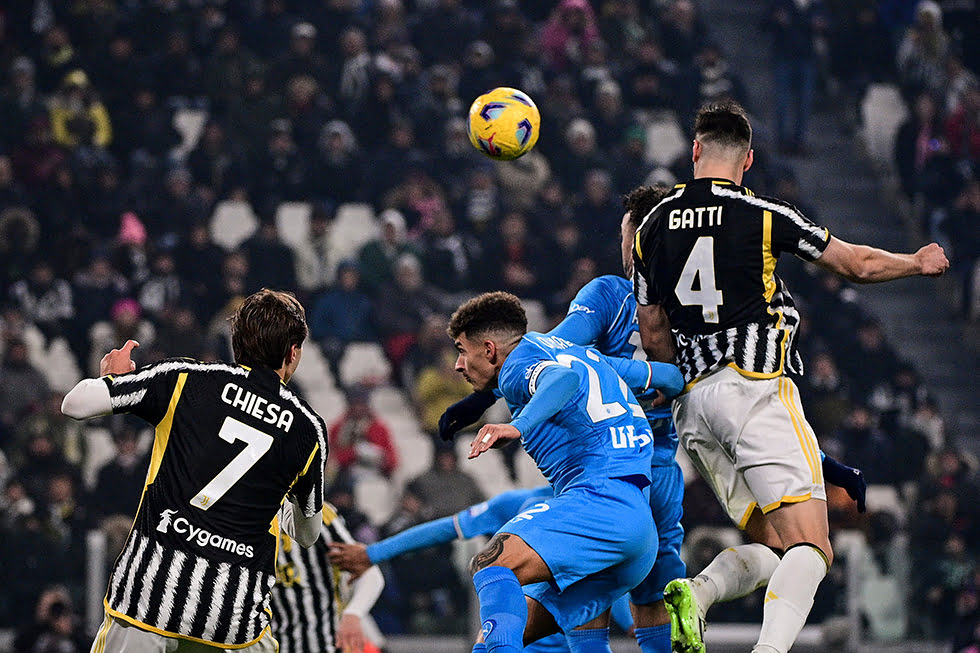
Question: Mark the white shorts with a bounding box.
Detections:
[91,612,279,653]
[673,366,825,529]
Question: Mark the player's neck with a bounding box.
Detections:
[693,163,744,185]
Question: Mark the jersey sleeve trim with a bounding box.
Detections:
[297,443,319,478]
[451,513,465,539]
[527,360,560,395]
[110,359,248,386]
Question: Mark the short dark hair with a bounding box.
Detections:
[694,100,752,150]
[447,291,527,340]
[623,184,671,229]
[231,289,308,369]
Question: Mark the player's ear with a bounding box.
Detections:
[484,339,497,363]
[692,139,701,164]
[743,148,754,172]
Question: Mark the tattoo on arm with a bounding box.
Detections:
[470,533,510,575]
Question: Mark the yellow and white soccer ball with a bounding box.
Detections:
[467,87,541,161]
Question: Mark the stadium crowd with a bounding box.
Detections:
[0,0,976,649]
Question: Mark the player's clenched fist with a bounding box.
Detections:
[100,340,140,376]
[916,243,950,277]
[469,423,521,459]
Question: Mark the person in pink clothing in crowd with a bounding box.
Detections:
[328,384,399,481]
[539,0,601,72]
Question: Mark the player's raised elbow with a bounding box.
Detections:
[291,508,323,548]
[61,378,112,420]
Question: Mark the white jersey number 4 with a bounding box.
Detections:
[675,236,724,323]
[190,417,274,511]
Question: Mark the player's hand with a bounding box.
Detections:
[100,340,139,376]
[916,243,949,277]
[438,391,497,441]
[469,423,521,459]
[328,542,372,580]
[822,455,867,512]
[337,613,366,653]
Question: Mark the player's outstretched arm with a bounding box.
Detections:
[437,390,498,441]
[816,237,949,283]
[597,352,685,399]
[330,515,460,573]
[338,565,384,651]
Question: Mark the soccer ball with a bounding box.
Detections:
[467,87,541,161]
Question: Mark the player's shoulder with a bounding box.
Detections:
[277,383,328,438]
[111,357,249,385]
[581,274,631,297]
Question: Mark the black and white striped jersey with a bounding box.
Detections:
[101,358,327,647]
[271,504,356,653]
[633,179,830,384]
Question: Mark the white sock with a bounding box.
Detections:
[753,545,828,653]
[690,543,781,613]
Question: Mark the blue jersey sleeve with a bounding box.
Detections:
[455,487,553,538]
[551,276,625,346]
[510,365,579,436]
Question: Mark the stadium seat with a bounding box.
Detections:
[331,203,379,264]
[276,201,312,249]
[338,342,392,388]
[290,340,345,424]
[172,108,208,157]
[354,475,397,525]
[859,83,908,172]
[209,200,259,250]
[644,111,688,167]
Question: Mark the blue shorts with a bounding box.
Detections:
[630,460,686,605]
[501,478,657,631]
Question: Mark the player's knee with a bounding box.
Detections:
[470,533,510,576]
[785,541,833,568]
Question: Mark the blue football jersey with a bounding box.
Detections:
[496,332,653,494]
[551,275,677,450]
[455,486,553,539]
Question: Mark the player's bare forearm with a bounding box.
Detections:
[817,238,949,283]
[636,304,675,362]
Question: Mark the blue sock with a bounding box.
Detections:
[473,567,526,652]
[472,644,488,653]
[565,627,611,653]
[634,624,672,653]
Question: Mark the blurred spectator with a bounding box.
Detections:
[90,417,149,523]
[573,169,623,273]
[249,119,310,214]
[9,261,74,343]
[48,70,112,151]
[495,149,551,213]
[15,390,85,470]
[44,472,88,558]
[945,84,980,162]
[176,223,225,323]
[660,0,707,66]
[187,120,249,201]
[82,161,131,241]
[458,41,503,109]
[409,0,480,66]
[622,40,679,112]
[553,118,611,192]
[0,478,36,531]
[283,75,334,154]
[89,32,145,118]
[479,210,551,301]
[540,0,601,73]
[453,164,503,237]
[309,261,376,378]
[294,203,338,293]
[112,212,152,286]
[11,115,68,192]
[895,91,945,199]
[16,433,73,506]
[204,26,258,117]
[335,27,373,116]
[896,1,950,97]
[328,386,399,480]
[109,86,181,168]
[227,65,284,158]
[407,447,484,520]
[418,209,481,294]
[840,318,901,402]
[692,42,748,111]
[589,80,633,154]
[0,339,50,439]
[139,251,184,319]
[799,350,851,440]
[314,120,364,205]
[12,586,89,652]
[834,405,895,487]
[375,253,446,372]
[37,26,81,94]
[269,22,330,94]
[151,29,204,104]
[242,221,298,292]
[0,207,41,293]
[87,298,155,377]
[764,0,829,155]
[0,57,45,150]
[150,167,213,240]
[153,306,208,362]
[412,346,472,442]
